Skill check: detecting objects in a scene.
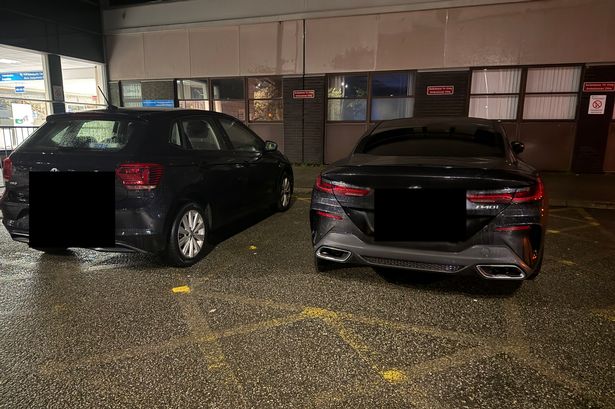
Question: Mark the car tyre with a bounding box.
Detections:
[165,203,208,267]
[274,172,293,212]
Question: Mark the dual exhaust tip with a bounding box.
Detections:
[476,265,526,280]
[317,247,526,280]
[316,246,351,262]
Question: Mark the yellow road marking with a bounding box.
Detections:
[547,229,560,234]
[379,369,407,383]
[591,307,615,322]
[557,223,600,233]
[205,313,307,341]
[176,291,249,407]
[171,285,191,293]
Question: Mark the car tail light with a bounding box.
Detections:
[315,210,343,220]
[467,177,544,204]
[116,163,164,190]
[2,157,12,182]
[511,176,544,203]
[495,225,531,232]
[315,175,334,194]
[315,175,371,197]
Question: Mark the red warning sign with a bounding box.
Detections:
[293,90,315,99]
[426,85,455,95]
[583,82,615,92]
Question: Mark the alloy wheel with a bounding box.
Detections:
[177,209,205,258]
[281,176,291,208]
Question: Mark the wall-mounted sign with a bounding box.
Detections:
[426,85,455,95]
[142,99,174,107]
[14,86,25,93]
[588,95,606,115]
[583,82,615,92]
[12,103,34,126]
[52,85,64,101]
[293,90,315,99]
[0,71,44,82]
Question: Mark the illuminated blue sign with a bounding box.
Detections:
[14,86,25,93]
[0,71,44,81]
[142,99,174,107]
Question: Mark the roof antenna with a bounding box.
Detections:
[98,86,118,110]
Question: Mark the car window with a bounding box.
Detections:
[180,119,223,151]
[21,119,140,151]
[356,126,505,158]
[169,122,183,147]
[219,117,264,152]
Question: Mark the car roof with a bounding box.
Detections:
[46,107,233,121]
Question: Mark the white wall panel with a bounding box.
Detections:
[189,26,240,77]
[143,30,190,79]
[305,15,378,74]
[106,33,145,80]
[239,21,302,75]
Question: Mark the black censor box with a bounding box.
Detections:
[375,189,467,242]
[29,172,115,249]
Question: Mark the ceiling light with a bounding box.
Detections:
[0,59,20,64]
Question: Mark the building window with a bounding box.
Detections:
[0,45,51,129]
[121,81,142,107]
[371,72,414,121]
[469,68,522,120]
[523,66,581,120]
[248,77,282,121]
[177,79,209,110]
[211,78,245,121]
[61,56,106,112]
[327,74,368,121]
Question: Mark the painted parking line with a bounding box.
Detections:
[172,285,191,293]
[37,288,615,409]
[591,306,615,322]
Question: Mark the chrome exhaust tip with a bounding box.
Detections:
[316,246,351,263]
[476,265,526,280]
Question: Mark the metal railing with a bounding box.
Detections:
[1,126,38,160]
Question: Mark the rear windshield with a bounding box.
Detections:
[22,119,141,151]
[356,126,506,157]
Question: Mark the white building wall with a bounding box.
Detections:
[104,0,615,80]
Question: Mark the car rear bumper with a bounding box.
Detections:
[1,203,167,254]
[314,231,533,280]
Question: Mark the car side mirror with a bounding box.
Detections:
[264,140,278,152]
[511,141,525,154]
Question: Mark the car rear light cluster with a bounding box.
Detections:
[2,157,12,182]
[467,176,544,204]
[315,175,371,197]
[495,225,531,232]
[116,163,164,190]
[315,210,343,220]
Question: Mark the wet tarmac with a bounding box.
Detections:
[0,195,614,408]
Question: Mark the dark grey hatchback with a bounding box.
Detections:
[1,108,293,266]
[310,117,546,281]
